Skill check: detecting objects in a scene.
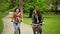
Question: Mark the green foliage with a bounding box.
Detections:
[0,0,18,12]
[0,0,9,12]
[0,3,9,12]
[0,0,60,13]
[8,6,18,12]
[23,0,50,13]
[23,0,60,13]
[8,0,19,9]
[43,14,60,34]
[0,12,7,34]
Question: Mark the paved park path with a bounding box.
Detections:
[1,12,33,34]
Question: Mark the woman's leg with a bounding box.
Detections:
[18,23,20,34]
[39,25,42,34]
[13,23,17,34]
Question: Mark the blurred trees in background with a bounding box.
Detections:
[49,0,60,14]
[23,0,49,13]
[23,0,60,13]
[23,0,50,17]
[0,0,9,12]
[0,0,60,14]
[0,0,18,12]
[23,0,60,17]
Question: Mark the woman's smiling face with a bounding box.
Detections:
[16,9,20,13]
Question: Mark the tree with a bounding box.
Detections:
[19,0,23,13]
[23,0,49,17]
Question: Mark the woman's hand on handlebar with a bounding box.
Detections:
[11,20,13,22]
[42,22,45,24]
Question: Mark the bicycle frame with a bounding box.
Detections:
[32,24,40,34]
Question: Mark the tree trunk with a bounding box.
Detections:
[19,0,23,21]
[19,0,23,14]
[19,0,23,19]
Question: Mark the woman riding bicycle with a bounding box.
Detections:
[11,8,23,34]
[32,9,44,34]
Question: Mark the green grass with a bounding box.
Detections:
[0,12,7,34]
[24,13,60,34]
[23,14,32,24]
[43,14,60,34]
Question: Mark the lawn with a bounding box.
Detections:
[24,13,60,34]
[0,12,7,34]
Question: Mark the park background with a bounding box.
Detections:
[0,0,60,34]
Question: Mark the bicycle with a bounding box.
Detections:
[32,23,42,34]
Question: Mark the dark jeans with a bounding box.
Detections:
[39,25,42,34]
[33,25,42,34]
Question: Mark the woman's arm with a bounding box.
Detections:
[32,15,35,23]
[41,15,44,24]
[17,12,20,16]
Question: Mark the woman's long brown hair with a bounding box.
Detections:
[36,9,42,17]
